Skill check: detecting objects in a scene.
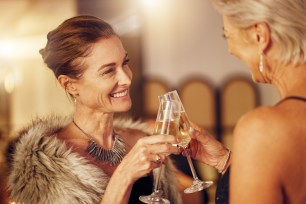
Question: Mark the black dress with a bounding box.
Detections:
[215,167,230,204]
[129,175,153,204]
[214,96,306,204]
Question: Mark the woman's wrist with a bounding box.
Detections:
[113,162,134,185]
[102,165,133,204]
[216,147,231,174]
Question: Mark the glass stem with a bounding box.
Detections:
[154,165,163,192]
[186,151,199,180]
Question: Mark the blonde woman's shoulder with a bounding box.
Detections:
[234,105,288,140]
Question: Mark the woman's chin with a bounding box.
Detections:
[116,103,132,113]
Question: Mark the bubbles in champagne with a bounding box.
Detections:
[154,119,179,136]
[178,112,191,148]
[154,119,179,156]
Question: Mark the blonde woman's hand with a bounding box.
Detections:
[183,122,230,172]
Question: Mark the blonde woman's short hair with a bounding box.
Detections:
[211,0,306,65]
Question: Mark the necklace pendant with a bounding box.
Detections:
[85,135,126,166]
[72,120,126,166]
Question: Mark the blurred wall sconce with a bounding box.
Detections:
[0,36,43,93]
[0,61,22,94]
[4,70,15,94]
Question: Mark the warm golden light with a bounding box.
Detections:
[140,0,162,10]
[4,71,15,93]
[0,62,22,94]
[0,36,44,59]
[0,40,15,58]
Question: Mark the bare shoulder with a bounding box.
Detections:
[232,105,290,171]
[234,106,288,144]
[231,103,306,203]
[120,128,147,139]
[230,106,286,202]
[231,104,305,174]
[234,102,304,145]
[116,127,148,148]
[113,118,153,147]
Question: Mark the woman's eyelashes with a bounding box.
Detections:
[123,58,130,66]
[100,58,130,76]
[101,67,115,76]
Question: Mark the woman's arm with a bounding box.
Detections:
[101,164,134,204]
[100,134,180,204]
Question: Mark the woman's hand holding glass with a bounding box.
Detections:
[184,122,231,174]
[116,134,179,183]
[104,134,179,204]
[139,100,181,204]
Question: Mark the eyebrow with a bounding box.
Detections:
[98,53,128,70]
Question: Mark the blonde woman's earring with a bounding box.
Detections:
[259,52,264,73]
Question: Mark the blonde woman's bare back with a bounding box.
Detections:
[230,96,306,204]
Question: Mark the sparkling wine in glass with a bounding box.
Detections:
[159,90,214,194]
[139,100,181,204]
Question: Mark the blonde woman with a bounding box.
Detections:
[187,0,306,203]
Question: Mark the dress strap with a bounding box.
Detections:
[276,96,306,106]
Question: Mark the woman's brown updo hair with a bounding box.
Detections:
[39,15,117,79]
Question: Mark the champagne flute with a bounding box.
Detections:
[139,100,181,204]
[159,90,214,194]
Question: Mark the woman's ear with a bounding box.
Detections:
[58,75,78,95]
[253,22,271,52]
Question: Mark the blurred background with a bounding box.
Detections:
[0,0,280,203]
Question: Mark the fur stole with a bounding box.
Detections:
[7,115,182,204]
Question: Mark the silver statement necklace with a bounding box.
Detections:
[72,120,126,166]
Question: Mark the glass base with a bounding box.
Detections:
[184,179,214,194]
[139,190,170,204]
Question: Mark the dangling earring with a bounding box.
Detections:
[73,97,77,105]
[259,52,264,73]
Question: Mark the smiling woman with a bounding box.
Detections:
[184,0,306,204]
[57,35,133,113]
[5,15,182,204]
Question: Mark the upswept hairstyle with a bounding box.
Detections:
[39,15,118,79]
[211,0,306,65]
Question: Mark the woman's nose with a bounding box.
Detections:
[118,68,132,85]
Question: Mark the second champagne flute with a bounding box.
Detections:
[139,100,181,204]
